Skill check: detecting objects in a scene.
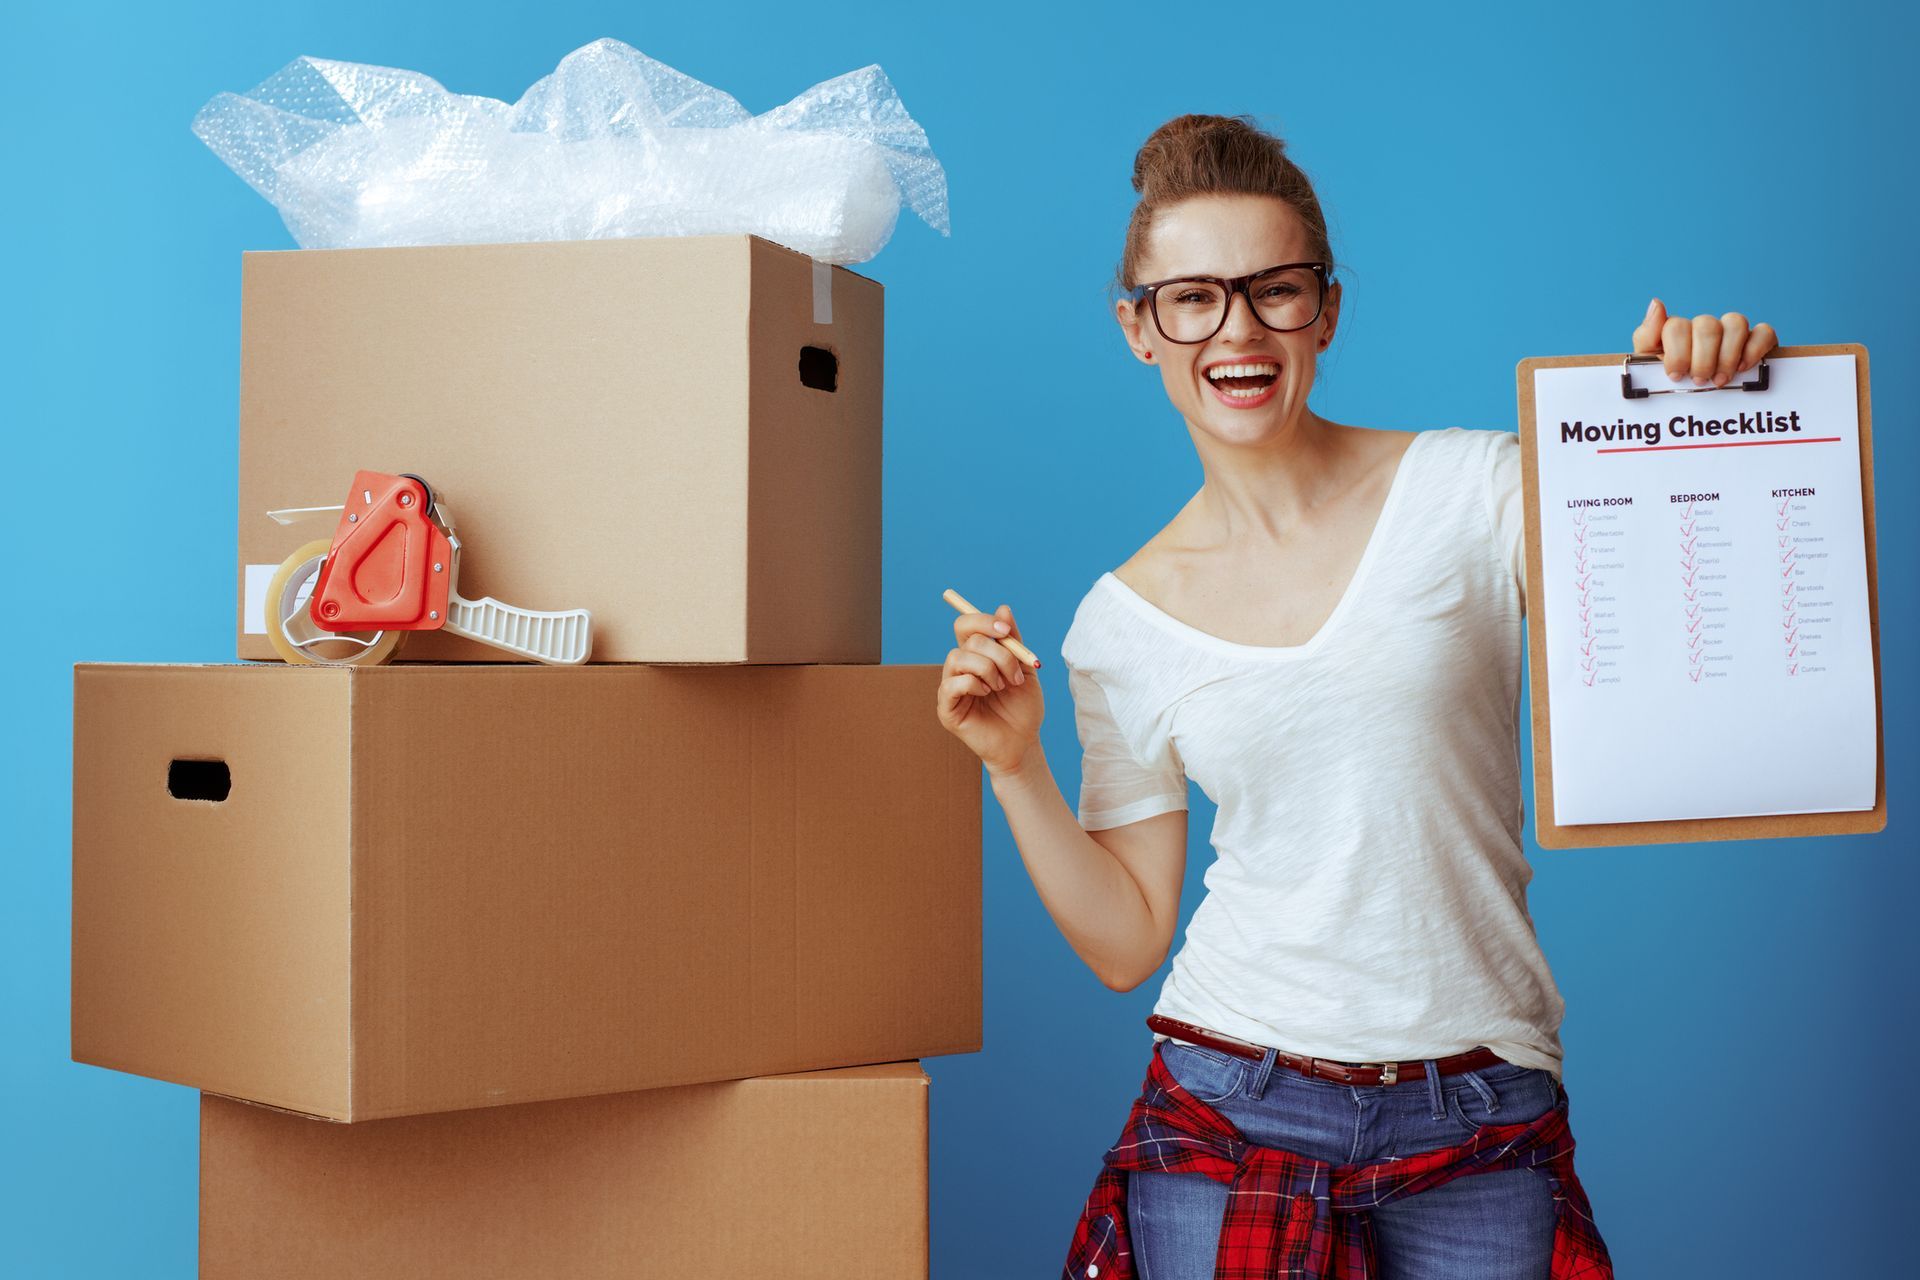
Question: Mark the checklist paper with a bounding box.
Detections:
[1533,354,1877,825]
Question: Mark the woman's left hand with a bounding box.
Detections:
[1631,298,1778,387]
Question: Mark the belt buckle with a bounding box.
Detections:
[1365,1061,1399,1085]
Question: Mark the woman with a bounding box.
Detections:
[934,115,1776,1278]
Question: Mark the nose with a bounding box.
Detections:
[1218,285,1263,341]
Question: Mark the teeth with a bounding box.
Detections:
[1206,362,1279,381]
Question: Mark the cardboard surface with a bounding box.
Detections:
[1516,344,1887,847]
[236,235,882,663]
[72,664,981,1120]
[200,1061,930,1279]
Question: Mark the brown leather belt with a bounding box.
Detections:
[1147,1015,1506,1088]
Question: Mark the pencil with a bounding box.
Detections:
[942,588,1041,670]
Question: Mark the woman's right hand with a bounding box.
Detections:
[936,602,1045,778]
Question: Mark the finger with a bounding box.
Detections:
[1689,314,1722,384]
[953,645,1012,692]
[1739,322,1777,372]
[1631,298,1667,354]
[1661,316,1692,380]
[937,671,993,716]
[995,603,1023,642]
[963,633,1024,687]
[1714,314,1748,386]
[953,610,1006,644]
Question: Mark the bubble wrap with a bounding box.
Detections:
[192,38,949,263]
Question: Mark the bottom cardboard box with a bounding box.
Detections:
[201,1061,929,1278]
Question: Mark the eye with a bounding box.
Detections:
[1168,289,1216,306]
[1256,283,1302,300]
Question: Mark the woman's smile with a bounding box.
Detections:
[1201,357,1281,408]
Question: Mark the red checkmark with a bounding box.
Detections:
[1687,616,1702,634]
[1684,589,1698,603]
[1778,499,1791,516]
[1682,536,1698,554]
[1584,672,1597,687]
[1582,636,1596,656]
[1781,547,1795,563]
[1784,613,1797,628]
[1788,664,1798,676]
[1683,568,1698,587]
[1786,627,1799,645]
[1776,519,1790,532]
[1783,583,1796,598]
[1577,572,1594,590]
[1782,563,1795,578]
[1787,642,1799,658]
[1685,502,1695,518]
[1689,634,1703,652]
[1689,669,1703,683]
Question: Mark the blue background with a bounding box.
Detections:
[6,2,1914,1275]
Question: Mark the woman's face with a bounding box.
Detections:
[1117,194,1340,446]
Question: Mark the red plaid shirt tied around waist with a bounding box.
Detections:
[1063,1045,1612,1280]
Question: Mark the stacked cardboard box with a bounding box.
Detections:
[72,236,981,1276]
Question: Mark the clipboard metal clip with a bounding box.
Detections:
[1620,353,1770,400]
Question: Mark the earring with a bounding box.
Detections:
[1143,351,1153,361]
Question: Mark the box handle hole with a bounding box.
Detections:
[798,346,838,392]
[169,759,231,803]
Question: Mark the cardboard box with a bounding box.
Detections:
[236,235,881,664]
[72,664,980,1120]
[201,1061,929,1279]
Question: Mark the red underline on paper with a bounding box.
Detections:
[1597,437,1843,454]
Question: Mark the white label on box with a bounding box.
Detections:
[812,259,833,325]
[243,563,276,634]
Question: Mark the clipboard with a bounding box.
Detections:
[1517,343,1886,848]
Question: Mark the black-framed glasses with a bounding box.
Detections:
[1128,261,1332,344]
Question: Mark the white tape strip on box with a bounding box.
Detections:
[243,564,276,634]
[813,259,833,325]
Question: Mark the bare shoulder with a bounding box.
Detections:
[1321,424,1421,503]
[1112,523,1186,600]
[1360,425,1421,469]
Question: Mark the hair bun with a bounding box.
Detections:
[1131,114,1284,196]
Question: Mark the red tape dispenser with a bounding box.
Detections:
[262,470,592,666]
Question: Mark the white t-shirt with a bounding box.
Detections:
[1059,426,1566,1077]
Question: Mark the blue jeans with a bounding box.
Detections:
[1128,1040,1563,1280]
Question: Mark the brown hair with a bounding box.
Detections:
[1118,114,1334,290]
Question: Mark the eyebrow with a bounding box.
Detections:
[1134,261,1322,289]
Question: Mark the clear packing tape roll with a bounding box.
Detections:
[192,38,950,264]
